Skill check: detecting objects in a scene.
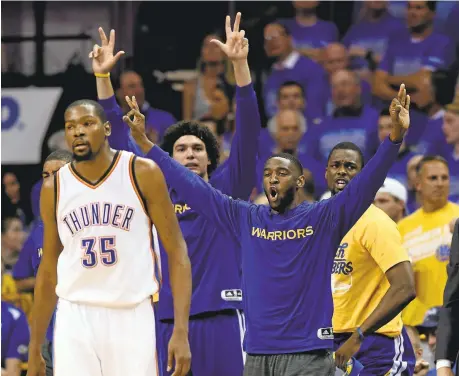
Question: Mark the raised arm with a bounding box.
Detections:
[90,27,138,153]
[329,84,410,239]
[210,13,261,198]
[27,177,62,376]
[122,96,245,237]
[134,157,191,376]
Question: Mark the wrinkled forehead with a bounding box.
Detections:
[329,149,360,164]
[64,105,99,122]
[264,157,292,170]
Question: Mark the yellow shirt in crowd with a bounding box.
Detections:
[332,205,409,337]
[399,202,459,326]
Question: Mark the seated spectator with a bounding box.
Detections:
[399,156,459,327]
[1,216,25,272]
[262,22,327,120]
[200,115,230,164]
[406,154,424,214]
[371,108,417,186]
[343,1,405,69]
[182,34,234,122]
[321,43,372,115]
[278,1,338,62]
[374,177,407,223]
[1,301,30,376]
[405,325,432,375]
[373,1,454,105]
[440,95,459,203]
[307,69,378,163]
[257,109,327,197]
[116,70,176,144]
[261,81,318,156]
[416,307,442,373]
[2,172,29,226]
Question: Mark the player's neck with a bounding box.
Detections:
[73,146,116,184]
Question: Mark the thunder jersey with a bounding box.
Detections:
[399,202,459,326]
[55,151,159,308]
[332,205,409,337]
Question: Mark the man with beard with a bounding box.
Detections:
[124,80,412,375]
[26,99,192,376]
[325,142,416,375]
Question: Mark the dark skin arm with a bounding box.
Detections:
[15,277,36,292]
[134,157,192,376]
[27,178,62,376]
[335,261,416,368]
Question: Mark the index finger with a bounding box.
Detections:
[98,27,108,46]
[170,361,183,376]
[225,15,232,38]
[233,12,241,33]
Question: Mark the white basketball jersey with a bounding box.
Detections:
[55,151,159,308]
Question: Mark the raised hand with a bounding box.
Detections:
[89,27,125,74]
[211,12,248,61]
[123,96,146,138]
[389,83,411,142]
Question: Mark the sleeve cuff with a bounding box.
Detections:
[236,83,255,99]
[98,95,119,112]
[387,136,403,146]
[436,360,452,370]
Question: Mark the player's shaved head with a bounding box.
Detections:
[66,100,107,124]
[327,142,364,168]
[45,149,73,164]
[266,153,303,177]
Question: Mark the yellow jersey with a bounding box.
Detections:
[332,205,409,337]
[399,202,459,326]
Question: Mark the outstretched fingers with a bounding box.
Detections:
[98,27,108,46]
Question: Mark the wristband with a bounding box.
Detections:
[356,327,365,342]
[436,360,452,370]
[94,72,110,78]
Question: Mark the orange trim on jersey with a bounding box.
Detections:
[55,171,60,219]
[69,151,122,189]
[128,154,149,216]
[149,220,161,298]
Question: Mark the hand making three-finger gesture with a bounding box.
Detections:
[389,83,411,142]
[89,27,125,75]
[211,12,248,62]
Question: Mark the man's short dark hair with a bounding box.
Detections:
[1,216,20,234]
[45,150,73,164]
[416,155,448,174]
[266,153,303,176]
[327,142,365,168]
[161,120,220,175]
[66,100,107,123]
[278,81,305,98]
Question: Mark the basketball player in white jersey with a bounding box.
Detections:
[27,100,192,376]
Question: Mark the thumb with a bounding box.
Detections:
[113,50,125,63]
[167,346,174,372]
[210,39,226,51]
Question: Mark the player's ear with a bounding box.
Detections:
[296,174,305,188]
[104,121,112,137]
[324,167,329,182]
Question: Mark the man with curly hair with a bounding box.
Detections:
[91,14,260,376]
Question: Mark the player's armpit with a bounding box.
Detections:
[133,157,191,331]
